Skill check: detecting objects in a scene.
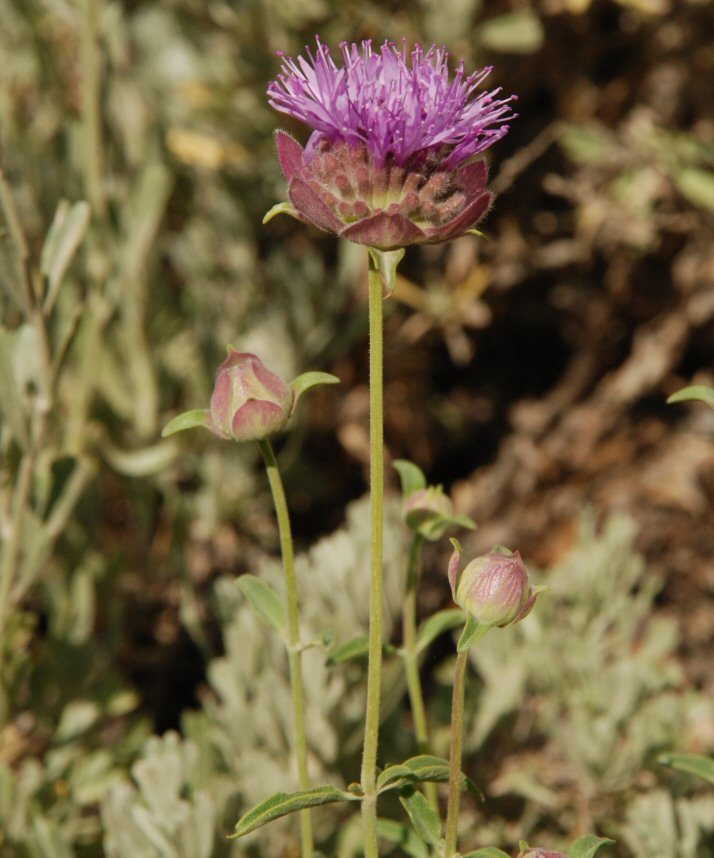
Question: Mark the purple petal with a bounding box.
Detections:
[340,211,425,250]
[428,191,492,242]
[275,130,304,180]
[458,160,488,195]
[448,543,462,600]
[288,177,343,234]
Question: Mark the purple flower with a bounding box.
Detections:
[267,39,516,250]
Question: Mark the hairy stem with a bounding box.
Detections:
[360,249,386,857]
[258,439,313,858]
[403,534,438,810]
[444,649,469,858]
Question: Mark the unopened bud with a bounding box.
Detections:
[448,542,538,628]
[404,486,453,536]
[208,350,293,443]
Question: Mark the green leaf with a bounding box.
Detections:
[40,199,91,311]
[461,849,512,858]
[477,10,545,54]
[377,765,415,791]
[161,409,210,437]
[398,786,442,846]
[231,785,356,837]
[658,752,714,785]
[262,201,301,224]
[236,574,285,634]
[416,609,465,654]
[457,617,491,652]
[667,384,714,410]
[559,124,617,166]
[290,371,340,408]
[567,834,616,857]
[370,247,405,293]
[378,755,481,798]
[101,440,178,477]
[565,834,615,858]
[412,511,476,541]
[673,167,714,213]
[327,635,369,665]
[376,818,429,858]
[405,755,482,798]
[393,459,427,497]
[0,327,29,448]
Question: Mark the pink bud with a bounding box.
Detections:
[448,545,538,628]
[207,350,293,443]
[404,486,452,533]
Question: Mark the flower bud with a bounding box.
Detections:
[207,350,293,443]
[404,486,453,538]
[448,542,538,628]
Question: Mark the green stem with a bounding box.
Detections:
[360,249,386,857]
[79,0,105,217]
[444,649,469,858]
[403,534,438,811]
[258,439,313,858]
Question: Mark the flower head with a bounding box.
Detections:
[267,39,516,250]
[207,350,293,443]
[448,542,538,628]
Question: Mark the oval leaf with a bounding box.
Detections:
[658,752,714,786]
[263,201,301,224]
[370,247,405,293]
[667,385,714,410]
[327,635,369,665]
[232,785,355,838]
[161,409,210,438]
[237,574,285,634]
[567,835,616,858]
[417,609,465,654]
[405,755,482,799]
[398,786,441,846]
[377,818,429,858]
[377,765,415,792]
[291,371,340,408]
[461,850,512,858]
[393,460,427,497]
[457,617,491,652]
[40,200,91,310]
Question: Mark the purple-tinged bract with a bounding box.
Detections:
[267,39,516,250]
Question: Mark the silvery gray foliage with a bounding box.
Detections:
[463,512,713,848]
[622,790,714,858]
[100,495,408,855]
[102,733,215,858]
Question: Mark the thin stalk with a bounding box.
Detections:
[79,0,105,217]
[258,439,313,858]
[0,453,35,715]
[444,649,469,858]
[360,250,385,857]
[402,534,438,810]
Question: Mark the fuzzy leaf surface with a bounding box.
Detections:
[567,834,616,857]
[236,575,285,633]
[232,785,355,837]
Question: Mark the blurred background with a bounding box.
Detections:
[0,0,713,855]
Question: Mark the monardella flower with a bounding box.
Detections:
[266,39,516,250]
